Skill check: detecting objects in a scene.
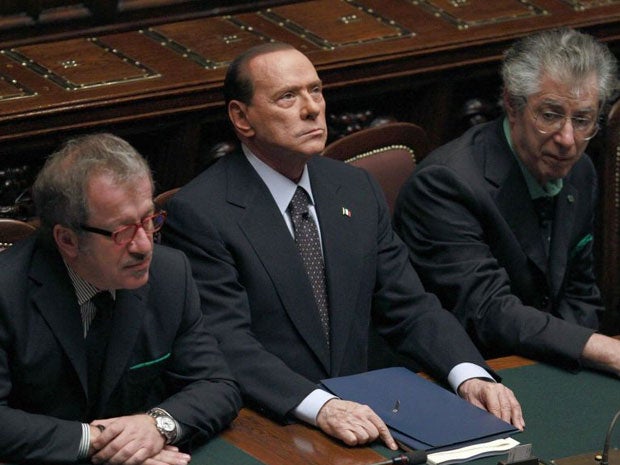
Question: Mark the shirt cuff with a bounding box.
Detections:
[292,389,338,426]
[447,362,495,393]
[77,423,90,460]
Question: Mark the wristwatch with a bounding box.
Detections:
[146,408,178,445]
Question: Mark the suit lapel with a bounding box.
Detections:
[229,153,331,372]
[30,240,149,414]
[485,132,548,275]
[308,159,361,376]
[548,184,576,297]
[29,241,88,396]
[96,286,148,414]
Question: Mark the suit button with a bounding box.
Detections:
[541,295,550,308]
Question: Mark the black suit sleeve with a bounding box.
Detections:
[393,164,594,367]
[557,235,603,328]
[0,309,84,463]
[362,170,495,380]
[151,249,242,442]
[555,171,602,328]
[163,200,319,420]
[0,246,241,463]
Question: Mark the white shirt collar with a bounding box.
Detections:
[63,260,116,305]
[242,144,315,214]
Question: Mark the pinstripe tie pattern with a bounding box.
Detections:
[289,187,330,345]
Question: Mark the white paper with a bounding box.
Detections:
[427,437,521,465]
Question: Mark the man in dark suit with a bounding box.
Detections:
[163,42,524,450]
[394,29,620,374]
[0,134,241,464]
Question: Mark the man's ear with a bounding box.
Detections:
[228,100,255,138]
[503,90,517,120]
[53,224,80,259]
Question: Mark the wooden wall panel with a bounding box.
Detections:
[0,0,618,141]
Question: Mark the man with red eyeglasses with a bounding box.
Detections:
[394,28,620,375]
[0,133,241,464]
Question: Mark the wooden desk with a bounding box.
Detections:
[190,356,549,465]
[191,354,620,465]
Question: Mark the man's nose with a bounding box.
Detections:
[553,117,577,146]
[127,225,153,253]
[301,94,321,120]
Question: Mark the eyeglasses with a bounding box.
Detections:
[80,211,167,245]
[528,105,599,140]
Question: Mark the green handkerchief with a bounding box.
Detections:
[570,234,593,259]
[129,352,171,370]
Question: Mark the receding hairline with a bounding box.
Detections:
[225,43,316,107]
[240,42,297,62]
[239,44,308,77]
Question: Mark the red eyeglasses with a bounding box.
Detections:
[80,211,167,245]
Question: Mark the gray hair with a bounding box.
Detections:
[502,28,618,111]
[33,133,153,236]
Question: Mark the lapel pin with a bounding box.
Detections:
[567,194,574,203]
[341,207,352,217]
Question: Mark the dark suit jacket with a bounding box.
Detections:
[394,118,600,368]
[0,236,241,463]
[163,150,494,420]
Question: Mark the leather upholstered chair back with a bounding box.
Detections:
[602,99,620,318]
[322,122,430,214]
[0,218,37,252]
[153,187,180,243]
[154,187,181,211]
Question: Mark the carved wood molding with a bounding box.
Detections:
[603,100,620,318]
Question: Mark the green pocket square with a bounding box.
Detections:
[129,352,171,370]
[570,234,593,259]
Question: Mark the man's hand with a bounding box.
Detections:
[316,398,398,450]
[142,446,191,465]
[458,379,525,430]
[581,333,620,376]
[89,414,189,465]
[88,424,106,457]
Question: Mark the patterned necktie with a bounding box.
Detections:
[288,187,330,345]
[86,291,114,415]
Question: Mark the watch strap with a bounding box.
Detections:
[146,407,179,445]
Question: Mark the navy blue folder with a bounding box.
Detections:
[321,367,519,451]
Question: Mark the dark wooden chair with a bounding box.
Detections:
[0,218,37,251]
[600,100,620,327]
[154,187,180,211]
[153,187,180,243]
[322,122,430,214]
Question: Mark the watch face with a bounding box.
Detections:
[156,416,176,433]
